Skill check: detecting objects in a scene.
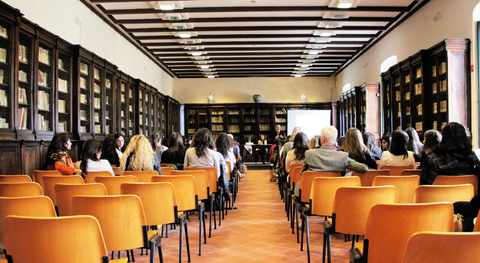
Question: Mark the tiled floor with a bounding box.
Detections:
[0,169,352,262]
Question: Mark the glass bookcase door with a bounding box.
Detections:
[36,42,54,132]
[412,64,424,133]
[119,81,127,136]
[0,22,11,130]
[211,107,224,138]
[105,71,114,135]
[274,107,287,133]
[17,32,33,131]
[93,66,103,135]
[157,95,164,134]
[382,76,392,135]
[127,82,135,137]
[258,107,271,140]
[57,50,72,133]
[79,60,91,134]
[145,90,153,137]
[227,107,241,142]
[243,107,255,143]
[392,74,402,130]
[401,69,412,129]
[430,54,448,131]
[138,86,144,136]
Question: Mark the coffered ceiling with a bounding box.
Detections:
[81,0,429,78]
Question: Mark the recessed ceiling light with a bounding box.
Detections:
[200,65,209,69]
[337,0,354,9]
[301,64,309,68]
[191,52,202,56]
[308,50,319,55]
[178,33,191,38]
[207,75,215,79]
[295,75,303,78]
[320,32,334,37]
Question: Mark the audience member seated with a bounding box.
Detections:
[339,128,377,169]
[280,126,302,167]
[363,132,382,160]
[379,130,416,169]
[80,139,114,176]
[256,134,268,164]
[421,122,480,185]
[184,128,221,178]
[161,132,186,170]
[308,136,320,149]
[285,132,309,173]
[120,134,162,175]
[381,133,391,151]
[406,127,424,162]
[152,130,168,160]
[228,134,243,173]
[215,133,233,190]
[337,136,345,148]
[101,137,120,167]
[114,134,125,159]
[418,129,442,169]
[44,133,82,175]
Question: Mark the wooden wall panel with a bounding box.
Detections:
[0,142,21,175]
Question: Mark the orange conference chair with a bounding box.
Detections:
[0,182,43,197]
[352,169,390,186]
[373,175,420,203]
[95,176,138,195]
[400,169,422,176]
[73,195,161,263]
[324,186,397,263]
[54,183,108,216]
[123,171,159,182]
[42,175,84,205]
[0,175,32,183]
[84,171,113,184]
[434,174,478,195]
[4,215,128,263]
[112,167,123,176]
[353,203,454,263]
[380,165,414,176]
[161,166,175,175]
[401,231,480,263]
[413,184,474,204]
[32,170,62,189]
[287,165,303,227]
[121,182,190,263]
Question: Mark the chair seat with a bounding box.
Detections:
[111,258,129,263]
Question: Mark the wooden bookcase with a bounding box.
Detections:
[381,39,470,135]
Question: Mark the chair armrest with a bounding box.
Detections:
[149,233,162,244]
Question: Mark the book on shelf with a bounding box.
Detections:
[415,122,422,132]
[121,83,125,92]
[432,65,437,77]
[405,92,410,100]
[80,126,87,133]
[439,80,447,92]
[58,121,66,132]
[433,121,437,130]
[0,89,7,107]
[406,106,410,116]
[405,75,410,84]
[105,78,111,89]
[58,100,66,113]
[121,93,125,101]
[121,119,125,128]
[17,107,27,130]
[95,124,101,134]
[80,77,87,89]
[18,45,28,63]
[440,100,447,113]
[18,87,27,105]
[37,90,50,111]
[38,113,49,131]
[0,68,3,84]
[397,103,401,118]
[440,62,447,74]
[432,83,437,94]
[129,89,133,99]
[441,122,447,129]
[129,105,133,112]
[0,48,6,63]
[94,98,101,109]
[0,117,8,129]
[106,125,110,134]
[37,70,48,87]
[80,63,88,75]
[139,118,143,125]
[417,104,423,115]
[58,79,68,93]
[395,91,400,101]
[105,110,109,120]
[94,68,100,81]
[414,83,422,95]
[121,110,124,117]
[19,70,27,83]
[395,77,400,87]
[38,47,50,65]
[80,110,87,121]
[58,59,66,72]
[80,94,87,104]
[433,102,437,114]
[94,83,100,94]
[0,26,7,39]
[416,67,422,78]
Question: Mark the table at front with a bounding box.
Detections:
[241,144,272,164]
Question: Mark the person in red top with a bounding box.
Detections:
[44,133,82,175]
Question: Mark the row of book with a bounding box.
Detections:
[18,87,27,105]
[58,78,68,93]
[19,45,28,64]
[17,107,27,129]
[228,125,240,133]
[0,48,6,63]
[0,69,4,84]
[38,47,50,65]
[37,113,50,131]
[37,70,48,87]
[0,26,7,39]
[19,70,27,83]
[80,63,88,75]
[37,90,50,111]
[0,89,7,107]
[0,116,8,128]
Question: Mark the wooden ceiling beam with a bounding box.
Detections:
[125,25,385,33]
[141,40,368,47]
[150,46,362,52]
[134,33,378,40]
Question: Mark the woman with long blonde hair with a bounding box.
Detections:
[341,128,377,169]
[120,134,162,174]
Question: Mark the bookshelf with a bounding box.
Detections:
[73,46,93,140]
[210,106,225,138]
[167,97,180,135]
[56,40,73,134]
[104,61,116,136]
[16,26,34,137]
[0,19,12,133]
[92,58,105,137]
[227,107,241,142]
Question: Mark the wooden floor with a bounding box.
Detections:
[0,169,352,262]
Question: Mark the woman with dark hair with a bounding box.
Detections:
[114,134,125,159]
[184,128,221,178]
[421,122,480,185]
[216,132,236,173]
[44,133,82,175]
[341,128,377,169]
[80,139,114,176]
[363,132,382,160]
[418,129,442,169]
[379,130,416,169]
[285,132,309,173]
[152,130,168,157]
[161,132,186,169]
[101,137,120,167]
[406,127,424,161]
[381,134,391,151]
[120,134,161,175]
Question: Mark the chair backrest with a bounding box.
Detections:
[364,203,454,263]
[72,195,146,252]
[300,171,341,203]
[381,165,413,176]
[352,169,390,186]
[289,163,303,174]
[434,174,478,195]
[401,231,480,263]
[0,175,32,183]
[42,175,84,204]
[333,186,397,235]
[83,171,112,184]
[161,166,175,175]
[54,183,108,216]
[225,162,232,181]
[413,184,474,203]
[400,169,422,176]
[0,182,43,197]
[112,167,123,175]
[5,215,109,263]
[0,196,56,249]
[310,176,361,217]
[123,170,159,182]
[121,182,177,226]
[171,170,210,200]
[185,167,218,194]
[95,175,138,195]
[161,163,175,167]
[373,175,420,203]
[32,170,62,189]
[152,175,198,212]
[290,166,303,188]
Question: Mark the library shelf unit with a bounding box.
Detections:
[381,38,471,136]
[184,102,332,144]
[0,1,180,175]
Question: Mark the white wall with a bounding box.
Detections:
[173,76,335,104]
[5,0,174,96]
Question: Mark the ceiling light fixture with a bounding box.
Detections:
[178,33,191,38]
[295,75,303,78]
[337,0,354,9]
[152,1,184,11]
[308,50,319,55]
[191,52,202,56]
[207,76,215,79]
